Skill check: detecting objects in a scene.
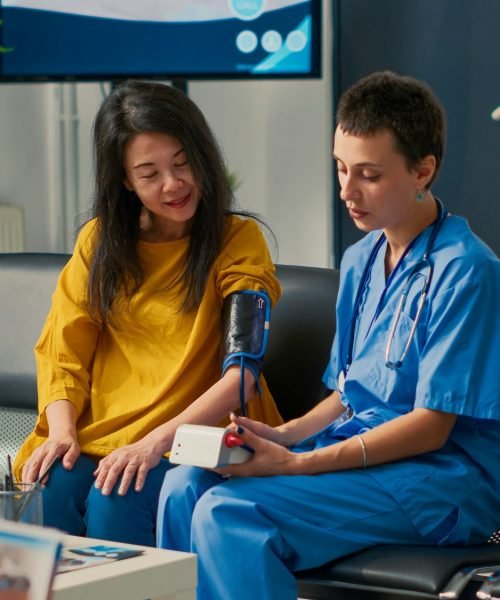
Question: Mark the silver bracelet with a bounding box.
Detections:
[356,435,367,469]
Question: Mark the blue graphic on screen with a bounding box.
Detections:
[0,0,320,80]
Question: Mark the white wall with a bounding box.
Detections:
[0,0,334,267]
[0,84,52,250]
[190,74,333,267]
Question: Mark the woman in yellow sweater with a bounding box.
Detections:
[14,80,282,546]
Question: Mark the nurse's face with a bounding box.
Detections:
[333,126,423,235]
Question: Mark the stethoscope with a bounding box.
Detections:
[337,198,448,394]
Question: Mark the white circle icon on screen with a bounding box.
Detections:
[286,30,307,52]
[228,0,265,21]
[261,30,282,53]
[236,30,258,54]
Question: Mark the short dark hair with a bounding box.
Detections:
[88,80,233,321]
[336,71,445,187]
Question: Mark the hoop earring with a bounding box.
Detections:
[139,205,154,231]
[416,189,424,203]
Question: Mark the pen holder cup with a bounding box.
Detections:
[0,483,43,525]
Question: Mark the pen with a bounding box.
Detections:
[7,455,14,491]
[15,456,61,522]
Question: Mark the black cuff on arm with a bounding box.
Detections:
[221,290,271,416]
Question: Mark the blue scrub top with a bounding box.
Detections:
[318,212,500,544]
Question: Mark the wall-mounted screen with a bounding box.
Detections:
[0,0,321,81]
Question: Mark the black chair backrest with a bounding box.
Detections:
[263,264,340,422]
[0,255,340,422]
[0,253,70,410]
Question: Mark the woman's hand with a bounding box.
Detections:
[215,426,299,478]
[22,433,80,483]
[93,438,164,496]
[23,399,79,483]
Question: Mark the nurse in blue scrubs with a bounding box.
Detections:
[156,71,500,600]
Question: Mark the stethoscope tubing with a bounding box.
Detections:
[340,198,448,384]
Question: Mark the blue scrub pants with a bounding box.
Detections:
[42,454,172,546]
[157,465,428,600]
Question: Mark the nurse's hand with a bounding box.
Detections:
[214,426,298,478]
[228,412,290,446]
[93,439,164,496]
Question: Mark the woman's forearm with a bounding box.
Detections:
[45,400,78,438]
[144,366,257,454]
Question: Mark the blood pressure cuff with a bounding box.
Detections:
[221,289,271,395]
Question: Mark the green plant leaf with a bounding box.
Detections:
[226,170,242,192]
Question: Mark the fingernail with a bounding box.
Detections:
[229,412,236,419]
[237,426,244,435]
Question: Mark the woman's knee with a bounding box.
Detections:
[42,455,96,533]
[85,484,156,545]
[43,455,95,507]
[86,484,115,515]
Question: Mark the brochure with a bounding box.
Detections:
[57,545,144,574]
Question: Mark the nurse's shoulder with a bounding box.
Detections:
[430,213,499,306]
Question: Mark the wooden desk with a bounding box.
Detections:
[52,535,197,600]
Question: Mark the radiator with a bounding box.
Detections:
[0,205,25,252]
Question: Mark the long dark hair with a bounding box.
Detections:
[88,79,233,323]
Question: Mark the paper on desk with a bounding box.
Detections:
[57,545,144,574]
[56,551,116,574]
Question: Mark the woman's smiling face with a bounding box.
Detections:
[123,131,201,241]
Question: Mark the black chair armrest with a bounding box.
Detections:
[477,571,500,599]
[296,544,500,599]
